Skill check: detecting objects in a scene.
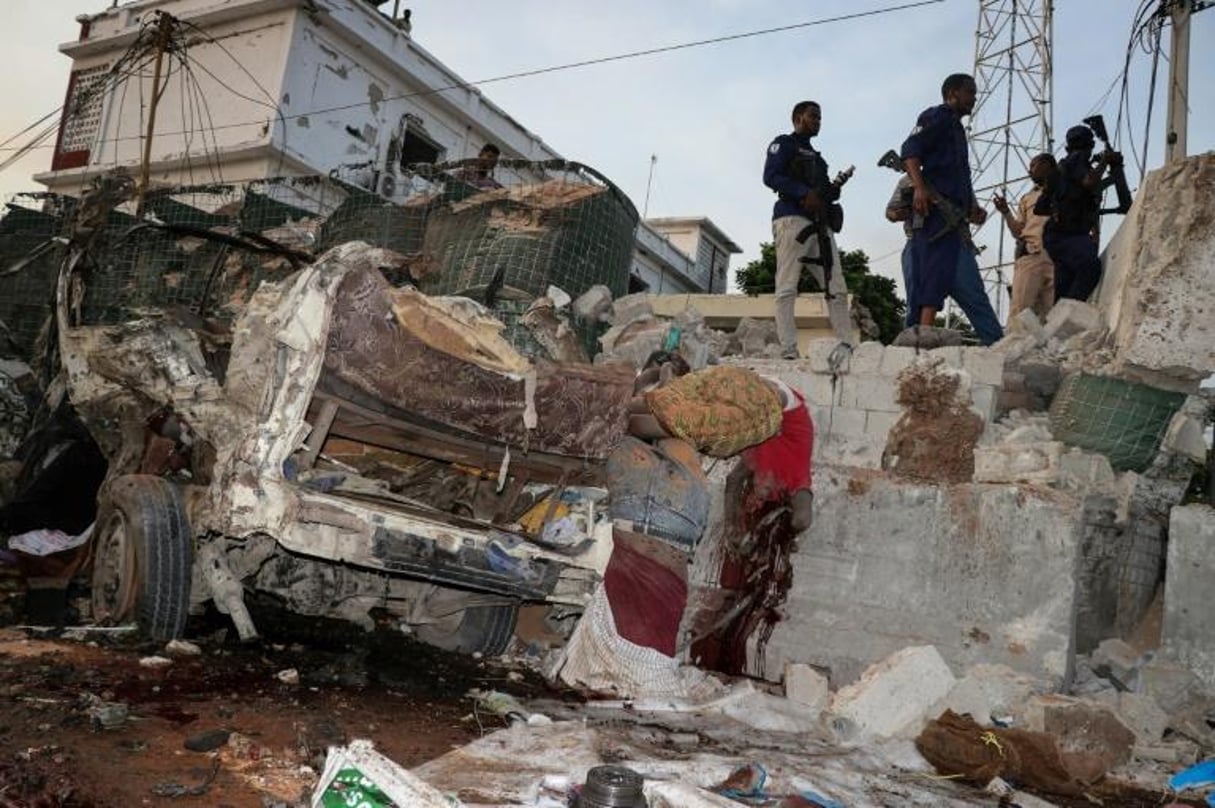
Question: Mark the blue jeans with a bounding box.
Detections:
[902,240,1004,346]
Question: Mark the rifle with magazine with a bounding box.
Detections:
[793,165,854,299]
[878,149,980,255]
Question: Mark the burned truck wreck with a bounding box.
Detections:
[0,160,643,652]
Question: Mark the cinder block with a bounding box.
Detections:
[805,338,841,374]
[778,371,812,401]
[1044,299,1100,342]
[1058,450,1116,491]
[1092,638,1144,691]
[879,345,917,376]
[970,384,998,423]
[804,374,842,408]
[1115,693,1168,745]
[973,442,1063,484]
[1162,413,1207,463]
[851,376,901,413]
[1007,307,1047,342]
[609,292,654,326]
[962,349,1006,387]
[996,388,1039,416]
[785,663,830,711]
[829,646,957,740]
[866,410,901,442]
[847,341,884,375]
[928,345,964,368]
[812,405,867,439]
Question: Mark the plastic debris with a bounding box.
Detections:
[714,763,768,801]
[469,689,527,721]
[312,739,463,807]
[276,668,300,685]
[83,694,129,731]
[7,523,95,556]
[1169,759,1215,791]
[1169,759,1215,793]
[165,639,202,656]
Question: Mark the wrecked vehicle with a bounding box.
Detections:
[2,162,641,652]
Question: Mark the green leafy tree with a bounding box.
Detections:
[735,244,906,345]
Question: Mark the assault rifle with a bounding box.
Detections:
[794,165,854,299]
[1082,115,1133,215]
[877,149,981,255]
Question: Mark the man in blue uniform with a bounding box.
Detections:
[900,74,989,329]
[885,173,1003,345]
[763,101,851,360]
[1034,125,1114,301]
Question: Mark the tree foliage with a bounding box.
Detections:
[735,243,906,344]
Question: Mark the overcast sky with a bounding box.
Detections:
[2,0,1212,299]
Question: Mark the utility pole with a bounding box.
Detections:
[642,154,657,219]
[136,11,175,217]
[1165,1,1211,163]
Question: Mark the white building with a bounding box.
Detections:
[38,0,736,293]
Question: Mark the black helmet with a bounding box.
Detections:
[1066,125,1095,150]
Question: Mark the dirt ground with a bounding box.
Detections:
[0,604,561,807]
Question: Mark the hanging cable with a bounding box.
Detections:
[3,1,945,160]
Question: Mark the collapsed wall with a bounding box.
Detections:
[686,239,1210,692]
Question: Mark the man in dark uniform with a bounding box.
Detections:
[1034,125,1115,301]
[763,101,851,360]
[900,73,988,328]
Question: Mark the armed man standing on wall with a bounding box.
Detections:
[763,101,852,361]
[1034,125,1118,302]
[900,74,988,332]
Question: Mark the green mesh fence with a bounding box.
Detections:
[0,160,637,363]
[1049,372,1187,472]
[0,194,73,358]
[0,177,351,359]
[324,158,639,302]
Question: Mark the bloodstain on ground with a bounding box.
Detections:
[0,602,563,807]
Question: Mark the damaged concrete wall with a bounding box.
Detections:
[1096,152,1215,392]
[739,472,1081,688]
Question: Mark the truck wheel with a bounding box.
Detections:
[91,475,192,641]
[415,600,519,657]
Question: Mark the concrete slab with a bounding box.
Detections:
[750,471,1082,687]
[1162,504,1215,691]
[1098,154,1215,391]
[830,646,956,740]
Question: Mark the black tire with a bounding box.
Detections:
[415,601,519,657]
[91,475,192,641]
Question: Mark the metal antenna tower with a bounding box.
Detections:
[968,0,1054,322]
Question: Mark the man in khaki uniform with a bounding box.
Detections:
[993,153,1056,322]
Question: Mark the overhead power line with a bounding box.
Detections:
[1,0,944,158]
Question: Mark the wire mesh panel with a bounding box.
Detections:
[1049,372,1187,472]
[321,159,640,303]
[0,194,74,358]
[0,177,355,360]
[0,161,636,362]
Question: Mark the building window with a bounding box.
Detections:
[52,64,109,171]
[399,127,444,168]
